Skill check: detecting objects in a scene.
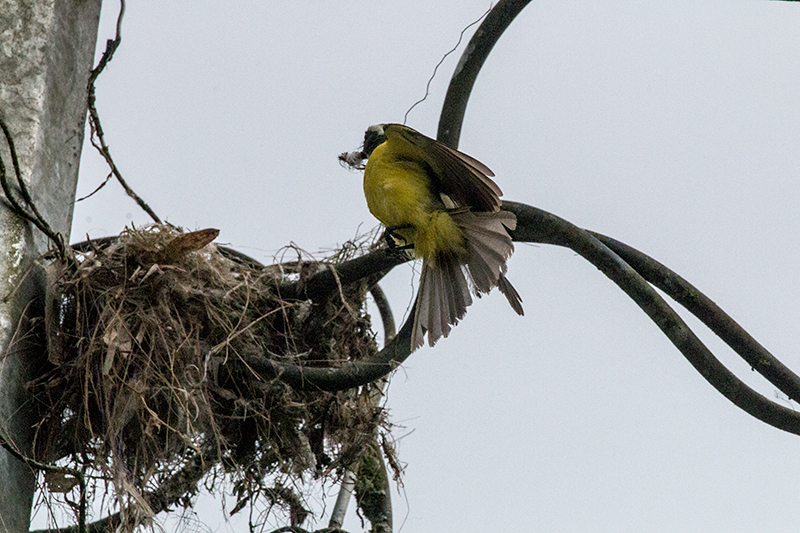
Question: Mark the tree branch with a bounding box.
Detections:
[502,201,800,435]
[86,0,162,224]
[437,0,533,148]
[247,200,800,438]
[0,429,86,533]
[588,231,800,404]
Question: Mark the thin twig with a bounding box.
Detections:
[0,429,86,533]
[87,0,125,84]
[403,4,493,125]
[0,117,66,257]
[86,0,162,224]
[75,171,112,202]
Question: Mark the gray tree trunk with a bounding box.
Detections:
[0,1,101,531]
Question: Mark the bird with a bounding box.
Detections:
[349,123,523,351]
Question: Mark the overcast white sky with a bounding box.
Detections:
[50,1,800,531]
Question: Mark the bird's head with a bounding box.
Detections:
[362,124,386,158]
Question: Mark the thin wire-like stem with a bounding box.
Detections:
[86,0,161,224]
[403,5,493,125]
[437,0,533,148]
[0,117,66,256]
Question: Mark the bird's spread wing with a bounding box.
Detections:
[384,124,502,212]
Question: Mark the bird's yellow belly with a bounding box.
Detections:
[364,159,431,228]
[363,145,465,262]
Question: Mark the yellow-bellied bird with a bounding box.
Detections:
[355,124,523,350]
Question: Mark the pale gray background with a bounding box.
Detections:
[45,1,800,531]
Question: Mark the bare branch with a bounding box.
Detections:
[86,0,162,224]
[0,429,86,533]
[503,201,800,436]
[437,0,533,149]
[31,440,215,533]
[0,117,66,257]
[589,231,800,404]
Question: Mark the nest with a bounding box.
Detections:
[28,224,388,529]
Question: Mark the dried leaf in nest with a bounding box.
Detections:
[44,471,80,494]
[139,227,219,264]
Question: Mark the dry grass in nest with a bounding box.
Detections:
[28,224,388,528]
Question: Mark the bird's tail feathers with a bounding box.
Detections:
[411,209,523,350]
[412,256,472,350]
[498,273,524,316]
[455,210,515,291]
[455,210,523,314]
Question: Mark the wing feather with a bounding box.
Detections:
[384,124,502,212]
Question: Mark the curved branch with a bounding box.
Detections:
[502,201,800,435]
[255,200,800,437]
[244,306,415,392]
[427,0,800,432]
[437,0,533,148]
[369,283,396,340]
[276,248,407,303]
[589,231,800,404]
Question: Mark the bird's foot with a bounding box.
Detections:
[383,224,414,251]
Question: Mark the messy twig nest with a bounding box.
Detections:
[29,224,389,529]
